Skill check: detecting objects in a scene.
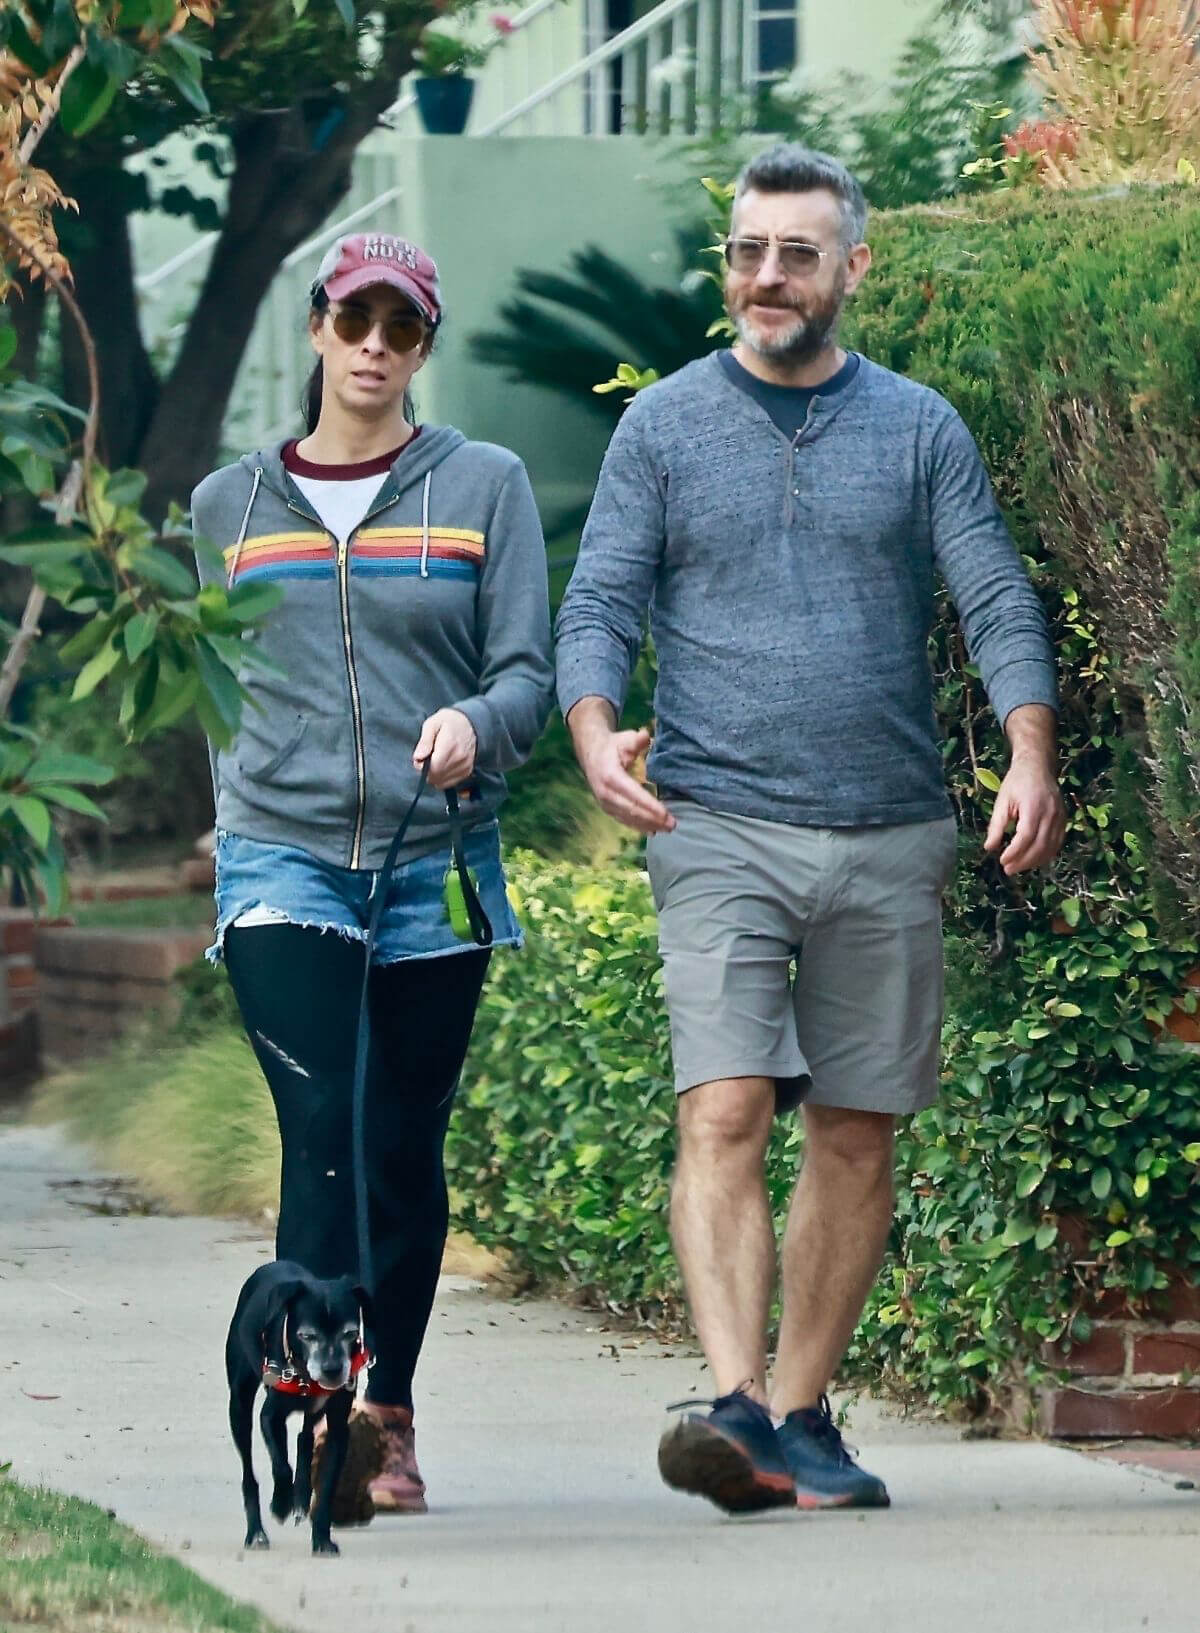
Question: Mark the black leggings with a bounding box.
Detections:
[224,924,490,1409]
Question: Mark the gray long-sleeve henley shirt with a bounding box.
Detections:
[555,351,1058,828]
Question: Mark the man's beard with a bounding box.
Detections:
[728,272,846,366]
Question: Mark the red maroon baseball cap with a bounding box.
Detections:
[311,233,442,325]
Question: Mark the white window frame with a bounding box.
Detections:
[744,0,803,87]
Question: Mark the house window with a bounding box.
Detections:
[746,0,802,85]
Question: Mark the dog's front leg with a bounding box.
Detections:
[310,1391,352,1556]
[260,1392,295,1524]
[230,1375,269,1549]
[293,1407,317,1523]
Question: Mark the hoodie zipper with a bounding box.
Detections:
[342,487,403,868]
[283,495,371,868]
[285,488,404,870]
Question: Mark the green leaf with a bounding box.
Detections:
[58,615,117,665]
[1034,1223,1058,1251]
[193,639,244,733]
[1113,1033,1135,1065]
[24,751,113,787]
[71,638,123,701]
[1015,1164,1046,1199]
[37,785,107,822]
[958,1347,992,1367]
[103,468,149,510]
[1001,1216,1037,1246]
[1060,897,1081,928]
[1052,1001,1082,1018]
[59,57,120,137]
[123,611,160,662]
[10,795,51,850]
[1090,1166,1113,1201]
[333,0,356,25]
[132,547,197,596]
[226,581,283,622]
[975,767,1002,793]
[0,325,16,372]
[0,540,85,568]
[153,35,210,114]
[1105,1230,1133,1247]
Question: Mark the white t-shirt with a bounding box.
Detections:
[290,471,385,543]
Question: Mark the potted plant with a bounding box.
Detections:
[412,14,515,135]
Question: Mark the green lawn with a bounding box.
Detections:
[0,1473,284,1632]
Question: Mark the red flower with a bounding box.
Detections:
[490,12,516,32]
[1004,118,1080,174]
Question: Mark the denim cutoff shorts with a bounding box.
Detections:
[207,820,521,965]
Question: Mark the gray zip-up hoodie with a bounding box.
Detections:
[191,429,553,869]
[556,352,1057,828]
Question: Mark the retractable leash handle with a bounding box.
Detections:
[350,761,494,1302]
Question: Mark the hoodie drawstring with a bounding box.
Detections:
[227,466,263,588]
[420,470,432,579]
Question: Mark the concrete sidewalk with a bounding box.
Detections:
[1,1122,1196,1633]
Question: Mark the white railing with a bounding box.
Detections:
[477,0,746,137]
[382,0,580,136]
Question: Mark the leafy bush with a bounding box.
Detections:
[449,856,1198,1416]
[843,187,1200,926]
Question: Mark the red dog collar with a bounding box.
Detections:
[263,1343,372,1397]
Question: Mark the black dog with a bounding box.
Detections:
[226,1261,372,1556]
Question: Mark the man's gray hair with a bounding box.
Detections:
[733,143,869,250]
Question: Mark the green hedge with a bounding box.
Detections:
[450,854,1198,1417]
[843,188,1200,924]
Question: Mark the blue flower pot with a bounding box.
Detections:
[414,76,475,135]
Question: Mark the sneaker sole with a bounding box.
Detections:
[658,1419,795,1515]
[793,1482,891,1511]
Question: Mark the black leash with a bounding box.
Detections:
[351,765,493,1298]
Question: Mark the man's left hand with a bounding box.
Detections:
[984,754,1066,875]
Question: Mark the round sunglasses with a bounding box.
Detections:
[329,305,428,355]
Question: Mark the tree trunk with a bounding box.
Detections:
[56,162,160,471]
[137,110,356,519]
[139,24,424,522]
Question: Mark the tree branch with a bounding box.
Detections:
[0,220,101,722]
[0,220,100,472]
[0,460,84,719]
[18,43,87,164]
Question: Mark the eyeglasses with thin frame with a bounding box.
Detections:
[723,238,833,279]
[330,304,428,355]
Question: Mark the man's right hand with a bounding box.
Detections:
[567,697,676,835]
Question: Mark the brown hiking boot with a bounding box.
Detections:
[362,1402,428,1515]
[308,1409,388,1527]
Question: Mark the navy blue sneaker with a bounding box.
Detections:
[776,1395,890,1509]
[658,1389,795,1514]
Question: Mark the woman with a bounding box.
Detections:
[192,232,553,1516]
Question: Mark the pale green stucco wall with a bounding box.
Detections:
[318,134,700,532]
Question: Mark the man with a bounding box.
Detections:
[554,143,1065,1515]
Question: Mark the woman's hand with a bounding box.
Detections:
[413,708,477,790]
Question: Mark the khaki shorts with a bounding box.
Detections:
[644,801,958,1116]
